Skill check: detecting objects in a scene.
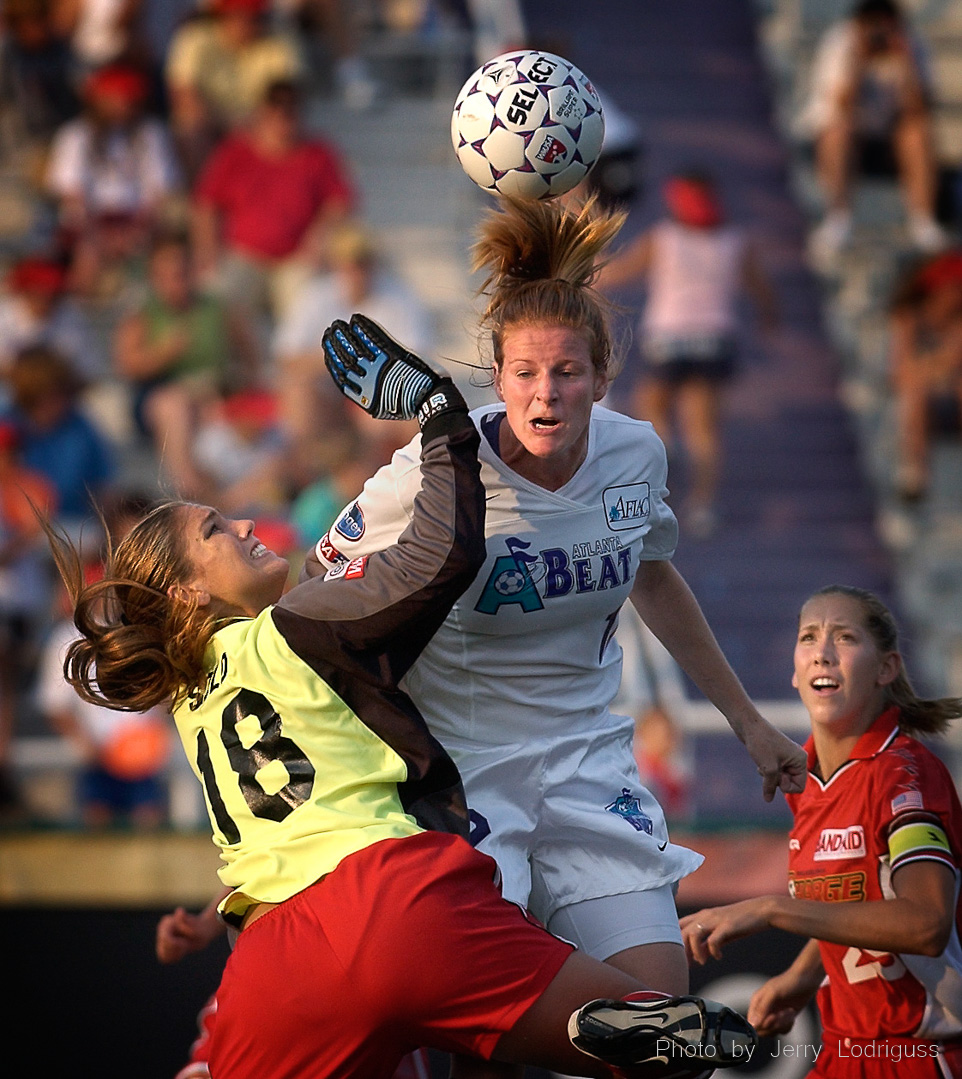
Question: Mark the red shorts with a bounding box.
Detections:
[815,1034,962,1078]
[179,992,431,1079]
[208,831,575,1079]
[175,993,217,1079]
[180,991,433,1079]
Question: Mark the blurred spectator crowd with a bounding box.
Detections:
[0,0,521,827]
[10,0,962,833]
[760,0,962,705]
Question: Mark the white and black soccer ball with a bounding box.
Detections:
[451,50,605,200]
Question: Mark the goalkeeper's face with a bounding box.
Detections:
[494,323,607,478]
[173,504,291,618]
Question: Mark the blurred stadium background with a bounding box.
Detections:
[3,0,962,1075]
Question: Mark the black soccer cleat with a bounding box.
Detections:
[568,992,758,1076]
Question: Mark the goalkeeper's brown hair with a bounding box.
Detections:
[42,501,220,713]
[472,196,626,376]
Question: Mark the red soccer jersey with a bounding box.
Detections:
[194,134,355,260]
[786,707,962,1040]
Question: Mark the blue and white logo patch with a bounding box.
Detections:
[334,502,365,543]
[605,788,653,834]
[603,483,651,532]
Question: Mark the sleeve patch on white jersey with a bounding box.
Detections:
[315,531,348,568]
[344,556,368,580]
[334,502,365,542]
[325,555,369,581]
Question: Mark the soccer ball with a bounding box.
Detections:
[494,568,528,596]
[451,50,605,200]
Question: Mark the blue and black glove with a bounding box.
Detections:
[323,314,466,431]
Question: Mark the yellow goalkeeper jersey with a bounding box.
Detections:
[171,414,485,924]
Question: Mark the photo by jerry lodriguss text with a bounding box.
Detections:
[654,1040,945,1066]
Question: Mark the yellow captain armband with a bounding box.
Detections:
[888,817,954,871]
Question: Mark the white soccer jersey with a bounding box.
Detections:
[317,403,702,916]
[320,403,677,746]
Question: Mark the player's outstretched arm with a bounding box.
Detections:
[630,559,807,801]
[737,717,808,802]
[283,314,485,671]
[680,860,955,966]
[302,315,470,587]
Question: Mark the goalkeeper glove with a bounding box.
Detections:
[322,313,466,428]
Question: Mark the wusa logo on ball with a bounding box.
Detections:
[535,135,568,164]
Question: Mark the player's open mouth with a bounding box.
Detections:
[531,417,560,429]
[250,542,269,559]
[811,676,839,693]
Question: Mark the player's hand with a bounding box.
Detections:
[741,714,807,802]
[155,905,224,964]
[680,899,774,964]
[748,982,801,1038]
[747,971,818,1038]
[322,314,466,427]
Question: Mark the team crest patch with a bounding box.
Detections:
[334,502,365,542]
[603,483,651,532]
[605,788,653,835]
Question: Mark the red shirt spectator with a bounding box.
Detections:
[195,133,354,261]
[191,79,356,320]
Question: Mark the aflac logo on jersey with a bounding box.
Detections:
[814,825,865,861]
[603,483,650,532]
[605,788,653,835]
[334,502,365,542]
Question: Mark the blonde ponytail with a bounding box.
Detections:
[472,196,626,374]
